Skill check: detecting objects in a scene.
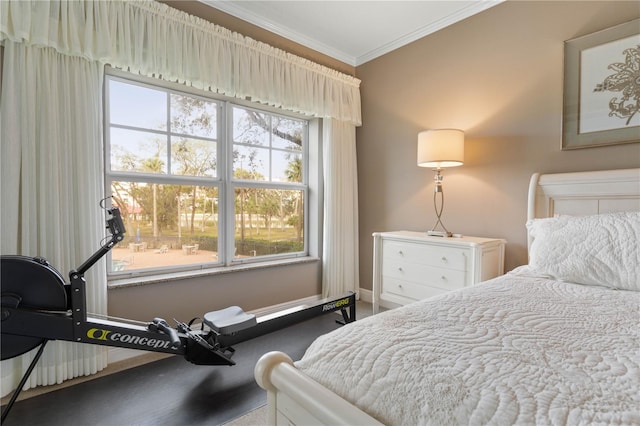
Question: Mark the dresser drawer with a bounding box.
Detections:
[382,278,450,301]
[383,240,469,271]
[382,258,467,289]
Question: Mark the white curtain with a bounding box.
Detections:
[0,0,361,394]
[0,0,361,126]
[0,41,107,396]
[322,119,360,298]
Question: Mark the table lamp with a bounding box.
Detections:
[417,129,464,237]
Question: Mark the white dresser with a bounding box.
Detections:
[372,231,506,313]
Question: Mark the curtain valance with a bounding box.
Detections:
[0,0,362,125]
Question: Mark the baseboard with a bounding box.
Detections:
[108,347,151,364]
[358,288,372,303]
[248,294,322,317]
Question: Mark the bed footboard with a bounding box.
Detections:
[255,351,382,426]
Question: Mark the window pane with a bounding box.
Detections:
[272,117,304,151]
[170,94,218,138]
[110,128,167,174]
[106,74,309,277]
[273,152,302,183]
[110,181,219,272]
[234,188,304,257]
[171,137,217,177]
[109,80,167,130]
[233,145,269,180]
[233,107,270,147]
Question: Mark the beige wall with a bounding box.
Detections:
[355,1,640,292]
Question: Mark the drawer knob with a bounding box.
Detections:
[398,250,404,256]
[398,267,403,272]
[441,275,447,281]
[441,256,448,262]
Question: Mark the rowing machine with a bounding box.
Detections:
[0,201,356,421]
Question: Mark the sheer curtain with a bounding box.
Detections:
[0,0,362,125]
[322,119,360,297]
[0,41,107,396]
[0,0,361,395]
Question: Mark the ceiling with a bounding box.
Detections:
[199,1,503,67]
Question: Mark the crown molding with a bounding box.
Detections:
[355,1,504,66]
[199,0,504,67]
[200,0,357,65]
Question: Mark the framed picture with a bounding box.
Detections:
[562,18,640,150]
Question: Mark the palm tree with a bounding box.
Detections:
[142,157,164,237]
[285,156,303,242]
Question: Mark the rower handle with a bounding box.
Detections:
[150,318,181,349]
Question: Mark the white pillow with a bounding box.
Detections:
[527,212,640,291]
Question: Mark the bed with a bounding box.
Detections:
[254,168,640,425]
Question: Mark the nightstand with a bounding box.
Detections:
[372,231,506,313]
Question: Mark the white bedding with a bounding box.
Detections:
[527,212,640,291]
[296,268,640,425]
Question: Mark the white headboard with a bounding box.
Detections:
[527,168,640,248]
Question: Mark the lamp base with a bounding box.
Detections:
[427,230,452,238]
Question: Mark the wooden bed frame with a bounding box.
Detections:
[255,168,640,426]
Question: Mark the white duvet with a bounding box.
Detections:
[296,268,640,425]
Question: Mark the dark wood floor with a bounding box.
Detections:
[1,312,346,426]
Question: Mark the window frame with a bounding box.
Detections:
[104,68,312,283]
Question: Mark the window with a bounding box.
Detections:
[105,71,308,277]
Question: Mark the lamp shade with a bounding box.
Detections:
[417,129,464,168]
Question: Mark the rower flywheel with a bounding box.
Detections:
[1,255,68,360]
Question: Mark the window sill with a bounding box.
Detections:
[107,256,320,289]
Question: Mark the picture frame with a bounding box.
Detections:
[562,18,640,150]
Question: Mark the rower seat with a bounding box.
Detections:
[204,306,257,335]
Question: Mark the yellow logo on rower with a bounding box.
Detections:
[322,297,350,311]
[87,328,111,341]
[85,328,173,350]
[335,298,350,307]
